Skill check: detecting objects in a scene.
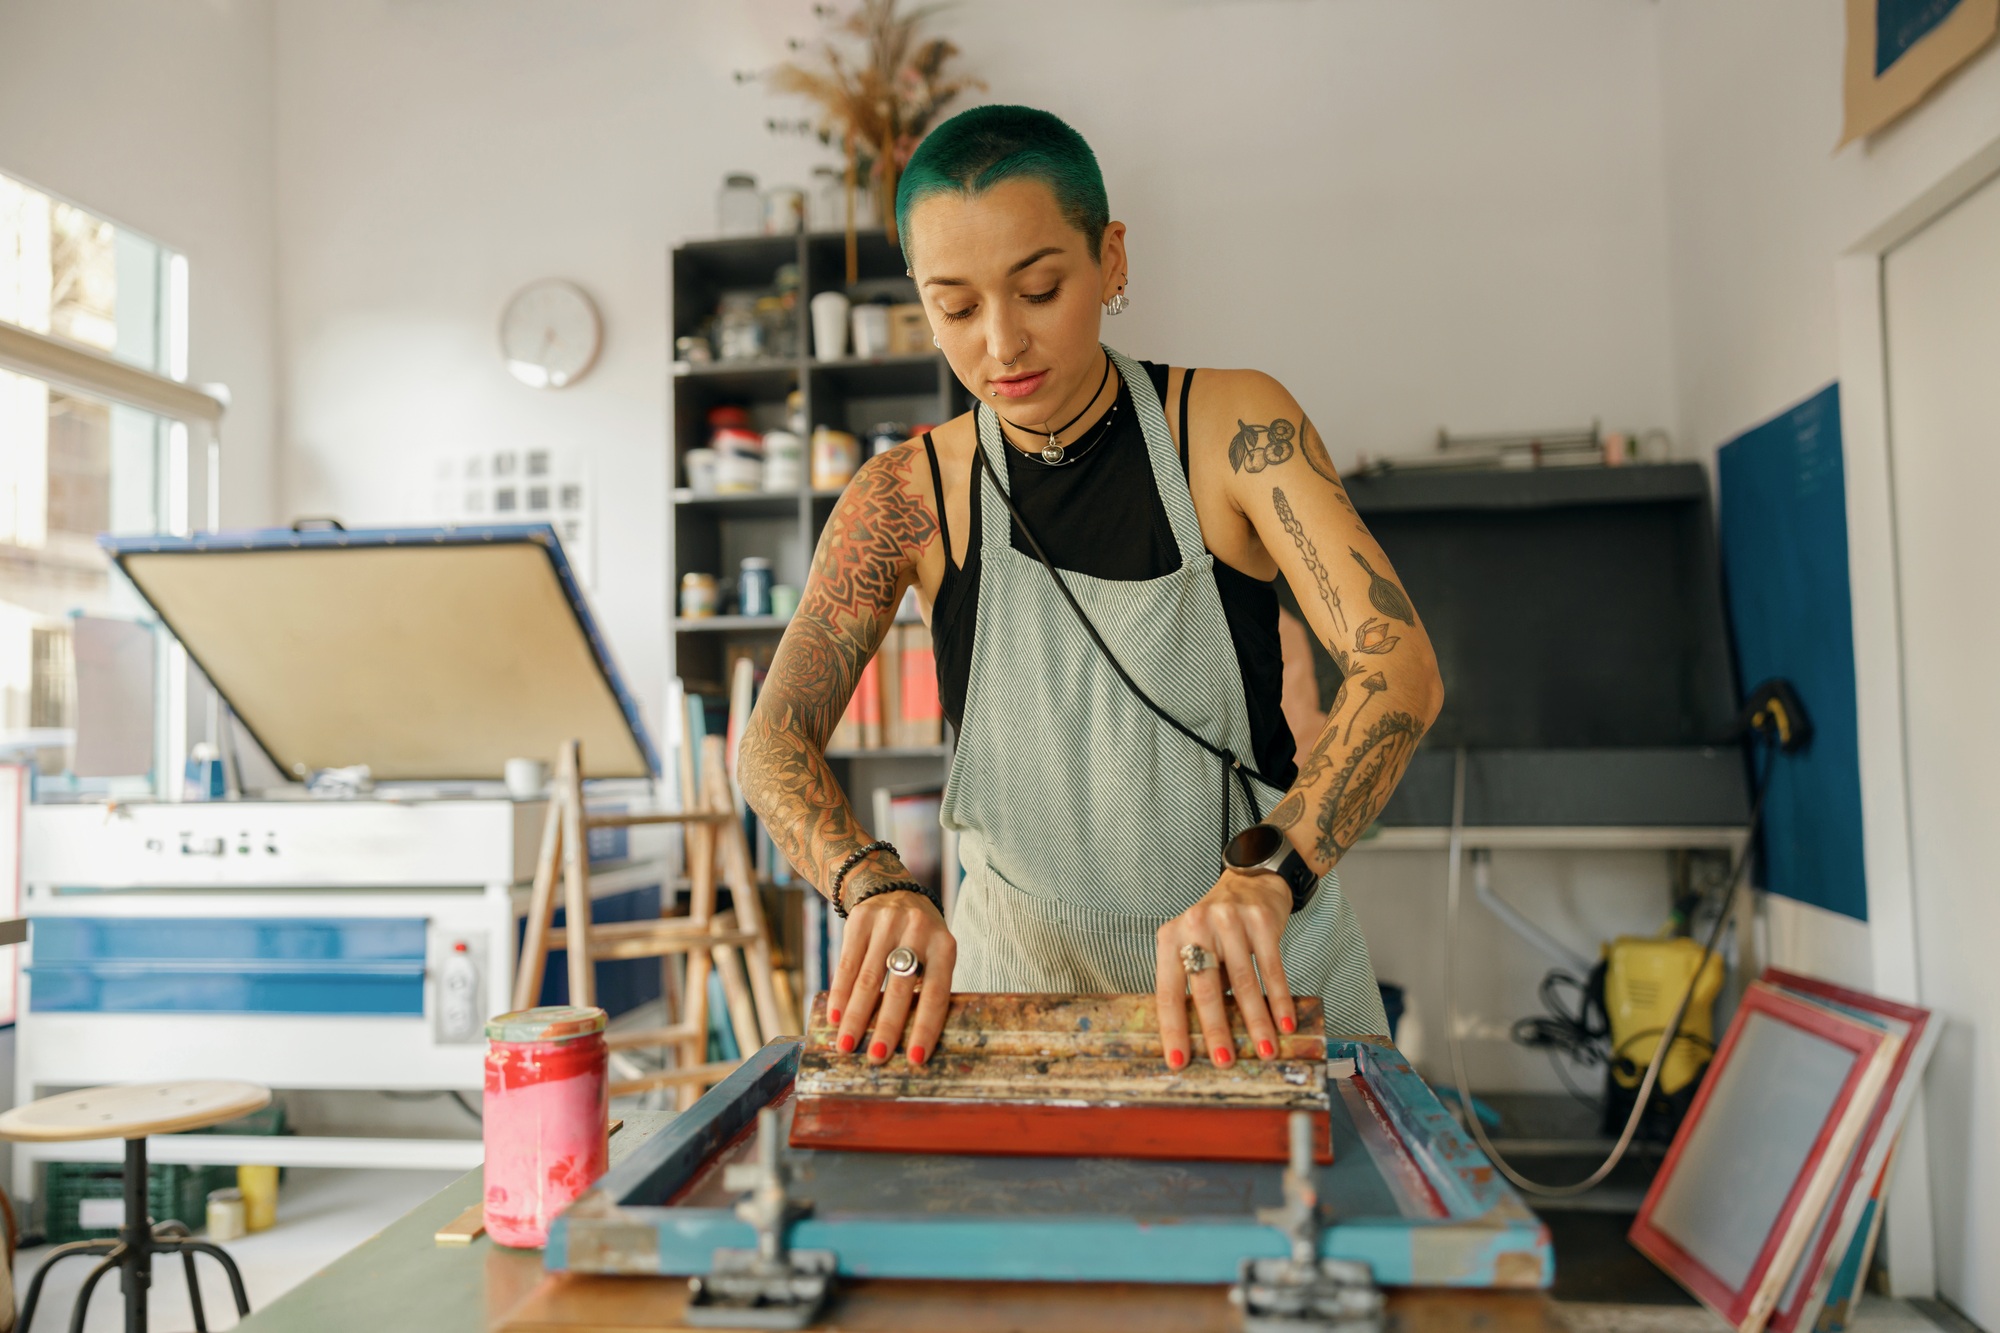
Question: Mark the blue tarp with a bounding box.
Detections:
[1716,383,1868,921]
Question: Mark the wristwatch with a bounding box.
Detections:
[1223,823,1320,914]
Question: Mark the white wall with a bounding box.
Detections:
[0,0,280,528]
[271,0,1681,729]
[1655,5,2000,990]
[270,0,1684,1091]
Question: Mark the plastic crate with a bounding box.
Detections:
[43,1162,235,1244]
[41,1101,290,1244]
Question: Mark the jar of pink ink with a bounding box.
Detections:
[482,1005,609,1247]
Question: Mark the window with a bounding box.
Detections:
[1,171,188,789]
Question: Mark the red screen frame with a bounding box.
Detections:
[1628,981,1892,1329]
[1759,969,1932,1333]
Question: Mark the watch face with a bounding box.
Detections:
[1226,823,1288,869]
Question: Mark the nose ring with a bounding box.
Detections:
[999,334,1028,368]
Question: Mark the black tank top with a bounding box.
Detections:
[922,360,1297,787]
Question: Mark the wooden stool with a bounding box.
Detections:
[0,1080,270,1333]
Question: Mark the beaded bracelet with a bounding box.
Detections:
[829,839,896,919]
[843,877,943,918]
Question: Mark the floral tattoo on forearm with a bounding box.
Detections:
[1267,482,1427,866]
[738,450,935,898]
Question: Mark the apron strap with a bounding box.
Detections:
[1106,346,1208,566]
[972,445,1271,851]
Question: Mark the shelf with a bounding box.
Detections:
[1345,825,1750,853]
[810,353,943,398]
[671,359,797,397]
[674,615,791,634]
[674,490,803,517]
[826,745,950,760]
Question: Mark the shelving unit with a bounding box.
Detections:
[670,229,965,977]
[669,228,967,695]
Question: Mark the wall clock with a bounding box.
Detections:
[500,279,602,388]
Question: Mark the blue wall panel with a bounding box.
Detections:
[1717,384,1869,920]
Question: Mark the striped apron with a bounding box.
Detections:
[941,345,1389,1036]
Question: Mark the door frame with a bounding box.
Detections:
[1833,129,2000,1299]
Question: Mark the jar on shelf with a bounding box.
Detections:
[810,165,844,232]
[739,557,774,618]
[763,185,805,235]
[757,295,797,360]
[762,430,803,492]
[680,572,720,618]
[715,292,763,361]
[718,173,761,238]
[867,422,908,458]
[811,426,860,490]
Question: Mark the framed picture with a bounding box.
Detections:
[1629,981,1901,1333]
[1761,970,1938,1333]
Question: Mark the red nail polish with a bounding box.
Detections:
[1214,1046,1234,1067]
[829,1007,841,1024]
[908,1045,926,1065]
[1258,1039,1275,1059]
[1166,1049,1187,1070]
[869,1041,887,1060]
[1278,1015,1295,1034]
[837,1032,856,1053]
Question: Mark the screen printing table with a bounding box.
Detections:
[240,1037,1557,1332]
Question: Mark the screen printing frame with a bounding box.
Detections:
[545,1037,1551,1289]
[100,523,659,781]
[1760,969,1938,1333]
[1627,981,1899,1332]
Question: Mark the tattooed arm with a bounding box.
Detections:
[1223,376,1444,872]
[738,444,955,1065]
[1155,371,1442,1071]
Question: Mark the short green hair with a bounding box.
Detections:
[896,105,1109,265]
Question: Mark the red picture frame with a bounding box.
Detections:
[1760,969,1937,1333]
[1629,981,1900,1333]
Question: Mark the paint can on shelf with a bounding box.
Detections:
[739,557,774,618]
[482,1005,609,1249]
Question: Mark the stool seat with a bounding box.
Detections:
[0,1080,270,1143]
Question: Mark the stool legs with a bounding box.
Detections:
[17,1242,116,1330]
[20,1137,255,1333]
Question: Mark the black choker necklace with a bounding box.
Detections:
[1003,397,1120,468]
[996,352,1113,464]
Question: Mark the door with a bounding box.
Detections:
[1883,165,2000,1326]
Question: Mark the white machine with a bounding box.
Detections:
[15,524,670,1197]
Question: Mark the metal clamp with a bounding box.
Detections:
[1231,1112,1385,1333]
[685,1107,836,1330]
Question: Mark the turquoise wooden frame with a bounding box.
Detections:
[547,1037,1550,1289]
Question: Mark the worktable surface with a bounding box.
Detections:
[240,1110,1558,1332]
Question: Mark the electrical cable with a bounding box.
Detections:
[1442,737,1777,1198]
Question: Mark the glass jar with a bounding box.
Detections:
[739,557,774,618]
[482,1005,609,1248]
[680,572,720,618]
[763,185,805,235]
[715,292,763,362]
[718,173,761,238]
[810,165,844,232]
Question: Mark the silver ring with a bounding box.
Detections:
[1179,943,1212,975]
[886,946,922,978]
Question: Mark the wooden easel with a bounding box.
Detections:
[513,737,799,1104]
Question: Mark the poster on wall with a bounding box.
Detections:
[1842,0,1999,145]
[423,445,595,586]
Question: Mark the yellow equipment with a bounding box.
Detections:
[1603,936,1724,1096]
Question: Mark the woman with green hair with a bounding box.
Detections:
[742,104,1442,1071]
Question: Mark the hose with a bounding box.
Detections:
[1441,740,1774,1197]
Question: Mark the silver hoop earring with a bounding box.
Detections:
[1104,291,1129,317]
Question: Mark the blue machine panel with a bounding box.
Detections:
[29,917,427,1015]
